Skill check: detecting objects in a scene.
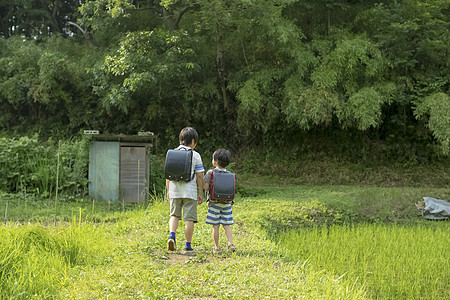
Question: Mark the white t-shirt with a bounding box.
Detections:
[168,145,204,200]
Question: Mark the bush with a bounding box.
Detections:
[0,135,90,196]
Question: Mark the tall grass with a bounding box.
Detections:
[0,192,145,224]
[0,220,113,299]
[279,223,450,299]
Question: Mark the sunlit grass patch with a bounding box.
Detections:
[0,220,114,298]
[279,223,450,299]
[63,201,367,299]
[139,256,367,299]
[66,239,367,299]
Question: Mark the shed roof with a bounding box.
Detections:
[90,134,156,144]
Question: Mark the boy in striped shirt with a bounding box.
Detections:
[204,149,236,253]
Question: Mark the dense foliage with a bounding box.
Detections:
[0,135,89,196]
[0,0,448,160]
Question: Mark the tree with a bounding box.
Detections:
[1,0,448,160]
[177,0,311,145]
[355,0,450,154]
[0,0,82,39]
[89,29,200,131]
[0,36,95,135]
[282,32,393,131]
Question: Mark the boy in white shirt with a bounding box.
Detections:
[166,127,204,252]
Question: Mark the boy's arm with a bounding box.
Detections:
[196,171,204,204]
[203,170,210,191]
[166,179,170,201]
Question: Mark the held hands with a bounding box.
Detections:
[198,193,204,205]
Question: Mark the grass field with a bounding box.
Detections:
[1,182,449,299]
[279,224,449,299]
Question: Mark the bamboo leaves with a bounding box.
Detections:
[415,92,450,154]
[96,29,198,113]
[283,34,391,130]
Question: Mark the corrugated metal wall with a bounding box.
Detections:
[89,142,120,201]
[119,146,147,203]
[89,141,150,203]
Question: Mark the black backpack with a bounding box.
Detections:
[164,148,194,182]
[210,169,236,202]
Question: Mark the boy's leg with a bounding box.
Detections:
[169,198,182,233]
[168,198,183,251]
[212,225,220,250]
[168,216,179,251]
[223,225,233,246]
[169,216,179,233]
[182,198,197,251]
[185,221,194,243]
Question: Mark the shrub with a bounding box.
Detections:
[0,135,90,196]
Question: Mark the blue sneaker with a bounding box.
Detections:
[167,236,176,251]
[184,246,195,255]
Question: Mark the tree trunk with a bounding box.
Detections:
[162,6,190,31]
[0,17,10,38]
[327,8,331,35]
[215,23,236,148]
[67,21,94,47]
[51,0,63,33]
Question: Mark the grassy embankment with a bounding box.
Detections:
[1,179,449,299]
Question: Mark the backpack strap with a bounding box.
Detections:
[212,168,228,174]
[176,146,195,181]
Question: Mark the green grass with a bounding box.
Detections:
[0,181,449,299]
[279,224,449,299]
[0,192,148,224]
[60,202,366,299]
[239,152,450,188]
[0,219,114,298]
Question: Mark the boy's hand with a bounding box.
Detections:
[195,171,204,204]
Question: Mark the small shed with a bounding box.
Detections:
[88,133,156,203]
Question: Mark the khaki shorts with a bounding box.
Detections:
[170,198,198,223]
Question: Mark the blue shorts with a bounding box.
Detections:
[206,203,234,226]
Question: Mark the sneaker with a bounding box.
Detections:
[167,236,176,251]
[228,244,236,252]
[184,246,194,252]
[184,246,195,256]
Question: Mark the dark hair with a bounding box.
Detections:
[179,127,199,146]
[213,149,231,168]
